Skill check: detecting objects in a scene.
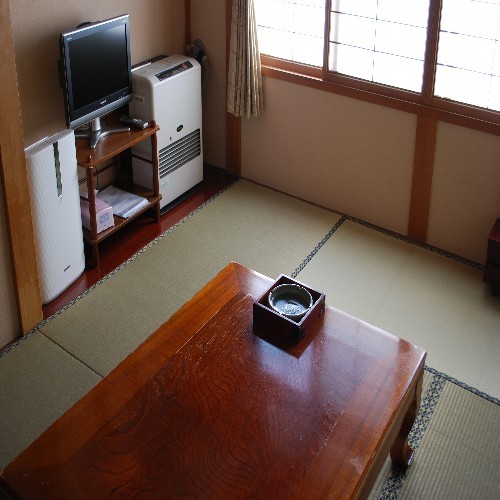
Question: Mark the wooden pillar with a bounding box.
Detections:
[0,0,43,333]
[408,115,438,242]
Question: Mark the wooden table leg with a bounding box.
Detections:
[154,201,161,222]
[390,370,423,470]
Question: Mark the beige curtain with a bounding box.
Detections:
[227,0,264,118]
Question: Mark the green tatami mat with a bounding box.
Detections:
[397,378,500,499]
[0,332,101,470]
[370,369,500,499]
[40,180,340,377]
[296,220,500,399]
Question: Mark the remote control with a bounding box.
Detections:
[120,116,149,130]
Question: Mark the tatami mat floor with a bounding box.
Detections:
[1,179,499,485]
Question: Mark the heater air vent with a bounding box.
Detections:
[159,129,201,179]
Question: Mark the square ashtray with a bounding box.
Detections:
[253,274,325,344]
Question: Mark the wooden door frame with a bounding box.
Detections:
[0,0,43,334]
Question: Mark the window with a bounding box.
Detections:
[328,0,430,92]
[254,0,500,125]
[435,0,500,111]
[255,0,325,67]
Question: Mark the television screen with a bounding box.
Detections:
[60,15,133,147]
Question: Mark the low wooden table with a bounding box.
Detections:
[1,263,426,499]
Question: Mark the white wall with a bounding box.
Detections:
[429,123,500,263]
[240,78,500,263]
[241,78,416,236]
[190,0,227,169]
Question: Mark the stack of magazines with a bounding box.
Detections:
[96,185,149,219]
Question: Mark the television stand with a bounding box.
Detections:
[76,116,162,267]
[75,116,130,149]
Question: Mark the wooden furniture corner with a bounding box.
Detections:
[484,218,500,294]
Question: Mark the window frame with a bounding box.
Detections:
[259,0,500,136]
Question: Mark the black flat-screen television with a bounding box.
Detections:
[59,14,133,148]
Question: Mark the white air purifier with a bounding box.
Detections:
[25,129,85,304]
[130,54,203,210]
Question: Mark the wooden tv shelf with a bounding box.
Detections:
[76,118,161,267]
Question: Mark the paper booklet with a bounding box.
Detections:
[96,185,149,218]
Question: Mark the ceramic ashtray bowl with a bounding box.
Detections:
[268,283,313,320]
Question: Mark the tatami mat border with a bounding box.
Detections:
[425,365,500,406]
[344,215,483,270]
[291,215,348,278]
[0,327,40,360]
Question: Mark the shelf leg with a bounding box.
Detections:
[92,243,99,268]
